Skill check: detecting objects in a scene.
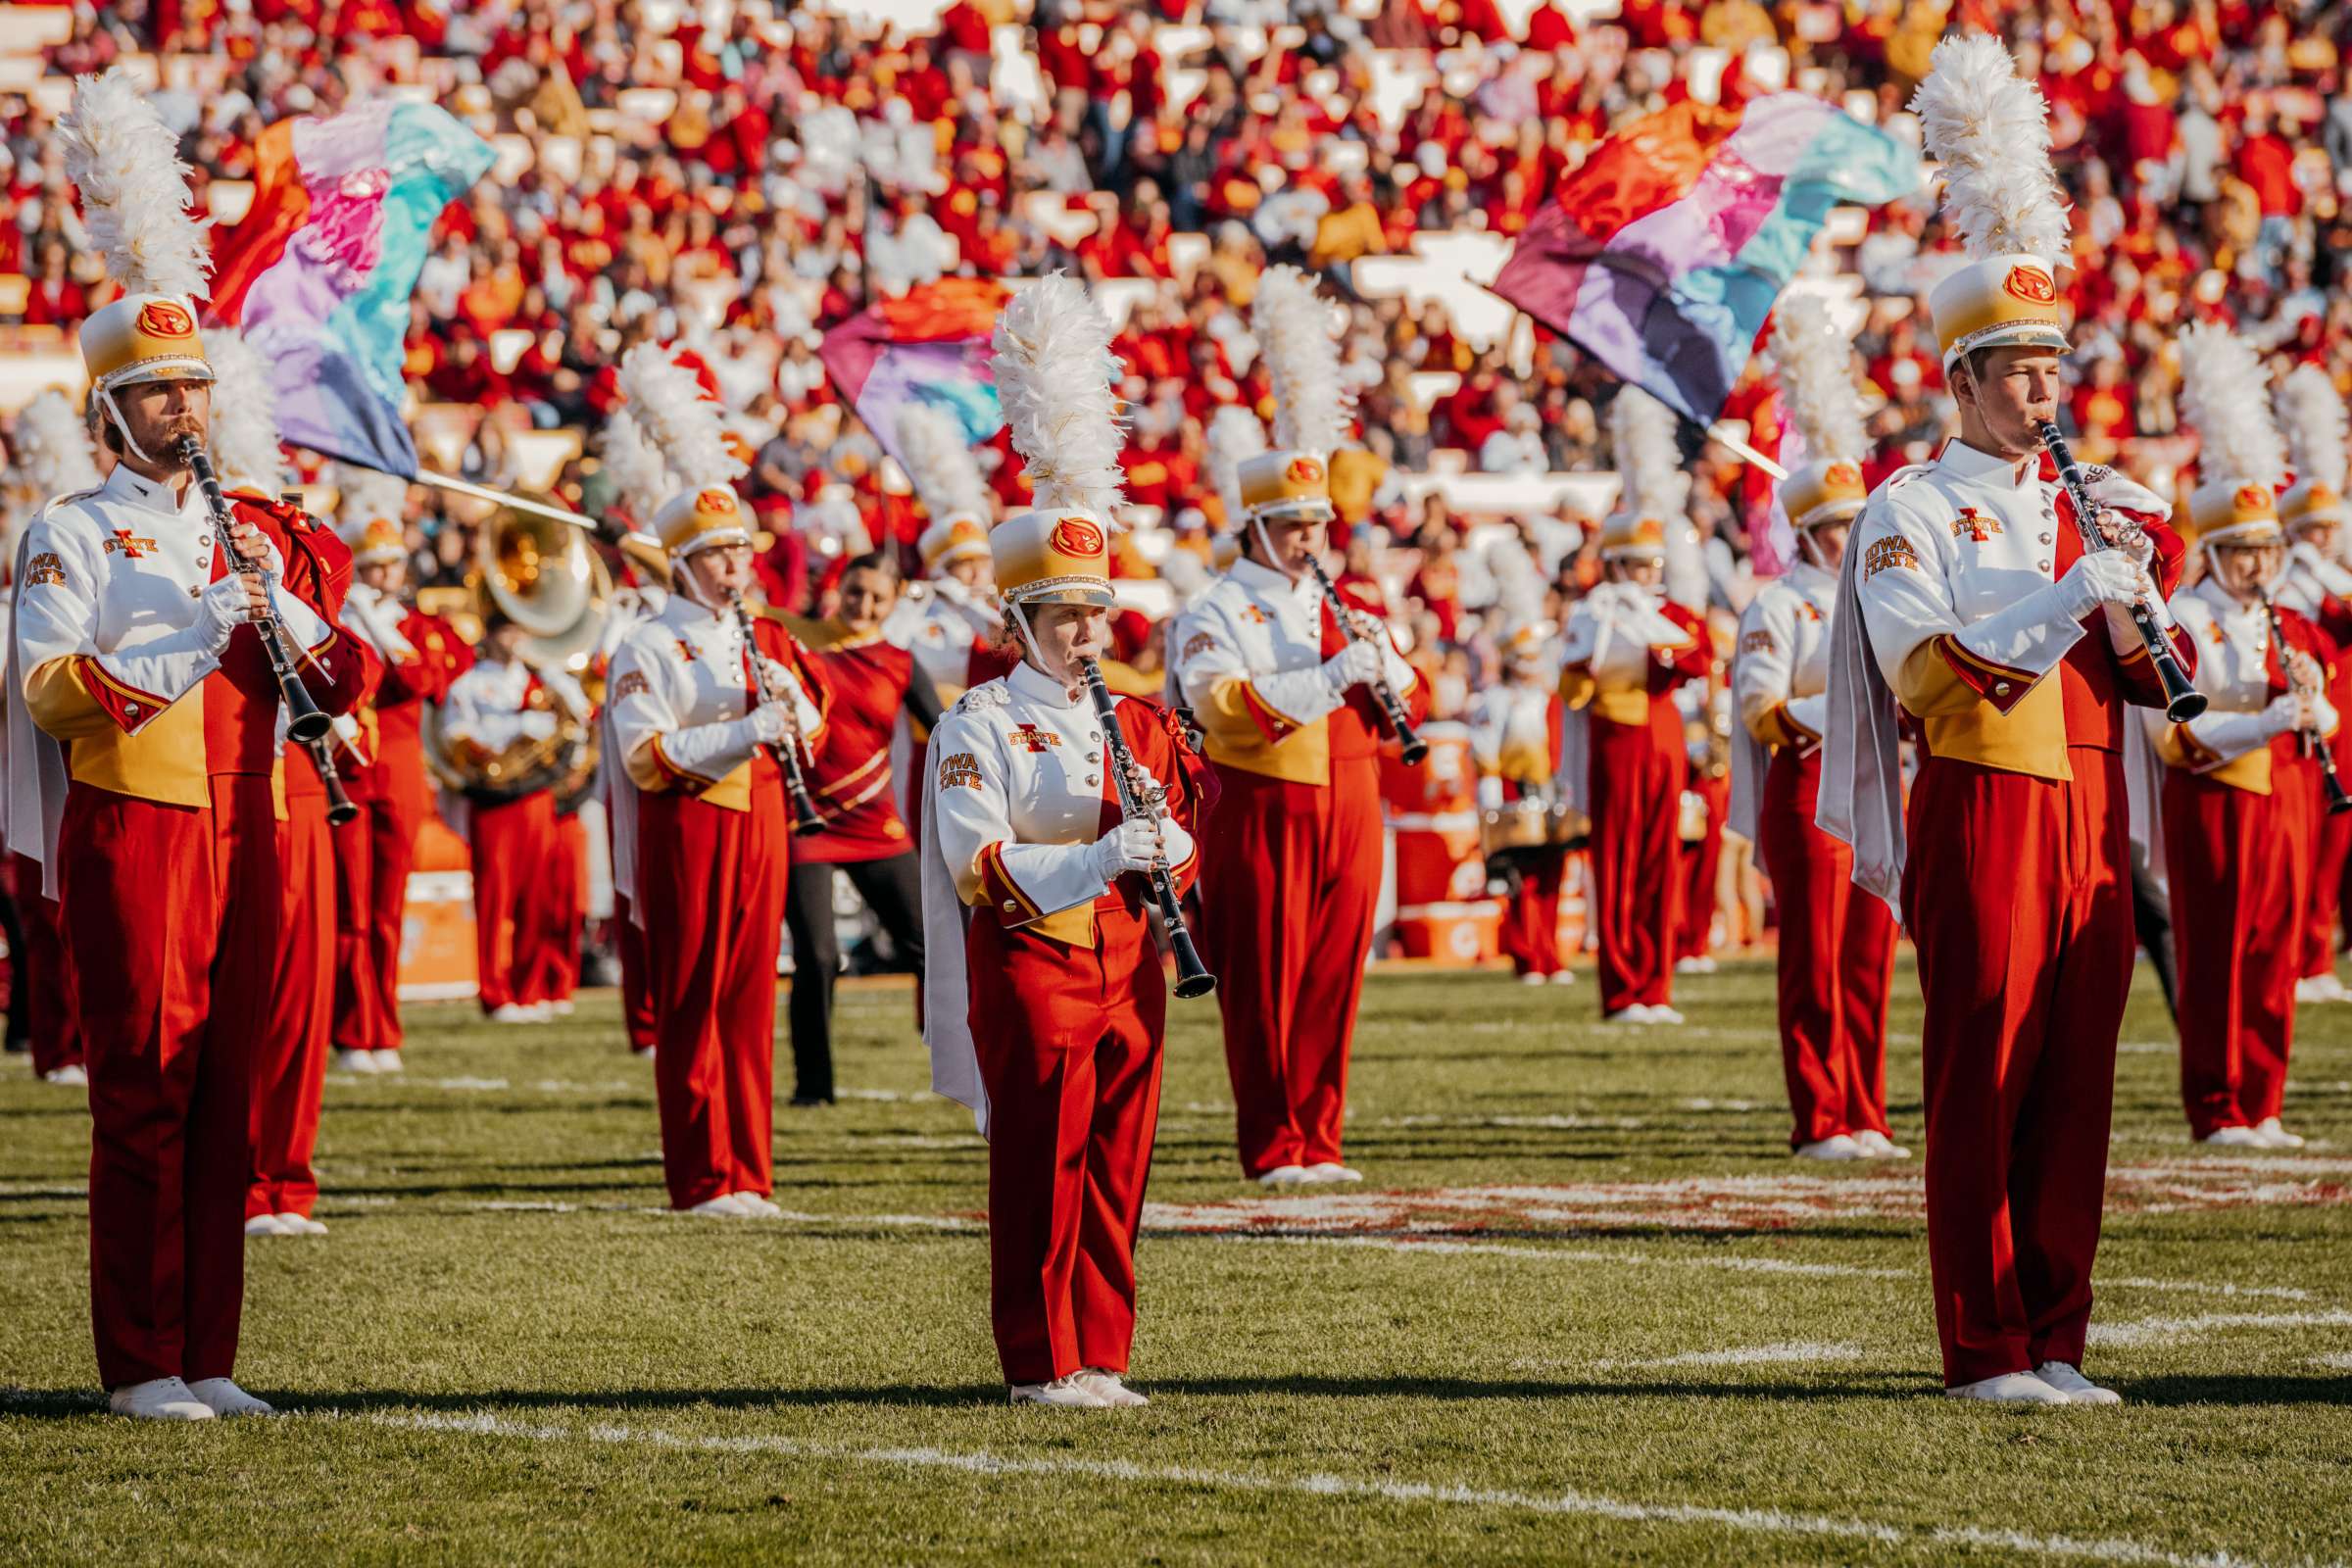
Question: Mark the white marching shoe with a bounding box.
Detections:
[1302,1162,1363,1184]
[275,1212,328,1236]
[42,1063,87,1087]
[687,1194,754,1218]
[1675,956,1717,975]
[1548,968,1576,985]
[244,1213,290,1238]
[1852,1130,1912,1159]
[185,1378,275,1417]
[1519,971,1546,986]
[1944,1371,2071,1405]
[372,1052,405,1075]
[2200,1125,2267,1149]
[1644,1004,1687,1025]
[333,1050,379,1075]
[1255,1164,1310,1188]
[489,1004,539,1024]
[1072,1369,1150,1407]
[2293,974,2347,1004]
[2254,1117,2306,1150]
[2034,1362,2123,1405]
[110,1377,215,1421]
[550,999,576,1016]
[1010,1374,1107,1409]
[1601,1006,1652,1026]
[1794,1135,1866,1161]
[732,1193,784,1218]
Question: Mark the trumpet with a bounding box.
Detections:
[2255,589,2352,817]
[1305,556,1427,765]
[2035,420,2206,722]
[732,595,826,837]
[176,436,332,743]
[1079,657,1214,999]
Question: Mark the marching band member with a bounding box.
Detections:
[440,612,583,1022]
[204,329,374,1241]
[330,467,468,1072]
[1732,298,1899,1160]
[606,342,828,1217]
[6,72,368,1418]
[895,404,1005,713]
[1173,267,1424,1186]
[1560,387,1712,1026]
[1822,37,2192,1404]
[2272,366,2352,1003]
[4,390,98,1086]
[2154,327,2332,1151]
[1469,620,1573,983]
[922,275,1206,1406]
[783,550,941,1106]
[1674,654,1733,975]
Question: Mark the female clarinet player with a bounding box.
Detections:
[782,550,943,1105]
[921,275,1210,1408]
[605,342,829,1217]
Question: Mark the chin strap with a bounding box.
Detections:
[96,386,156,466]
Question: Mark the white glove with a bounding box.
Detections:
[518,710,561,742]
[2311,691,2341,737]
[1322,639,1386,696]
[758,657,798,697]
[2262,692,2308,738]
[1089,816,1163,880]
[2053,551,2152,619]
[193,571,265,652]
[2293,541,2352,599]
[739,702,792,748]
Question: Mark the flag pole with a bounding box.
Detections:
[1702,421,1788,482]
[415,467,602,530]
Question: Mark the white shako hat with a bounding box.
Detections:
[1768,295,1871,532]
[616,341,754,562]
[897,402,995,573]
[987,272,1123,612]
[1245,264,1349,534]
[2277,365,2350,534]
[2175,321,2287,552]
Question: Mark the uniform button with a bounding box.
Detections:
[188,586,201,598]
[1994,682,2011,697]
[2038,532,2052,545]
[2037,562,2052,573]
[1002,900,1017,913]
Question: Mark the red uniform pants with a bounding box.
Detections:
[1758,750,1896,1147]
[1588,714,1685,1014]
[2165,762,2312,1137]
[12,852,80,1076]
[1498,847,1569,978]
[968,906,1164,1385]
[2301,802,2350,979]
[63,776,278,1390]
[613,891,657,1053]
[524,811,585,1004]
[1200,758,1381,1176]
[637,774,787,1207]
[250,788,333,1219]
[468,791,559,1012]
[1902,750,2130,1387]
[1677,771,1729,961]
[332,768,425,1055]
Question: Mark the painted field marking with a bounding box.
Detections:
[2085,1310,2352,1348]
[337,1408,2332,1568]
[1599,1342,1866,1371]
[1222,1232,1909,1280]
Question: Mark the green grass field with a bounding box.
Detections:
[3,956,2348,1565]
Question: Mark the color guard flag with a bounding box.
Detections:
[820,278,1009,470]
[209,98,497,477]
[1492,93,1918,426]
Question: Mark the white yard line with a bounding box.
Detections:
[338,1407,2326,1568]
[1600,1342,1865,1371]
[1220,1232,1911,1280]
[2086,1310,2352,1348]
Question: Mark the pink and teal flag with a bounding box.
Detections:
[1493,93,1917,426]
[209,99,497,478]
[820,278,1008,467]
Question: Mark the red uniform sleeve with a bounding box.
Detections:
[1655,603,1716,687]
[241,497,374,715]
[1114,695,1208,899]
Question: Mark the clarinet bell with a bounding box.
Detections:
[1397,733,1430,766]
[283,684,332,745]
[324,798,360,827]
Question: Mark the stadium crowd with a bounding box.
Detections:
[1,0,2348,709]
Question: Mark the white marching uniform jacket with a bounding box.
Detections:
[602,592,825,918]
[2,466,339,895]
[899,579,1001,700]
[1728,560,1836,842]
[1169,557,1416,785]
[440,658,587,758]
[1467,680,1558,810]
[919,661,1199,1134]
[2148,578,2338,787]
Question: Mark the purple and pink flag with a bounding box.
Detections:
[209,99,497,478]
[1493,92,1916,427]
[820,278,1009,468]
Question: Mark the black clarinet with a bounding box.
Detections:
[2035,419,2207,722]
[732,596,826,836]
[176,436,332,743]
[1079,657,1215,1000]
[2257,590,2352,816]
[1305,556,1428,764]
[308,731,360,826]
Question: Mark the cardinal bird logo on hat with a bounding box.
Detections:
[2002,267,2058,305]
[137,300,195,338]
[2234,483,2273,513]
[1050,516,1104,557]
[698,487,739,515]
[1286,456,1324,485]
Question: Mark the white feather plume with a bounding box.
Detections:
[2178,322,2286,491]
[1910,34,2072,265]
[1205,404,1268,524]
[334,462,408,529]
[11,390,101,499]
[201,327,284,491]
[1769,296,1866,463]
[616,342,743,494]
[1252,265,1354,454]
[990,273,1126,518]
[1608,384,1688,521]
[2278,365,2348,495]
[895,403,992,524]
[57,69,211,302]
[598,408,672,526]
